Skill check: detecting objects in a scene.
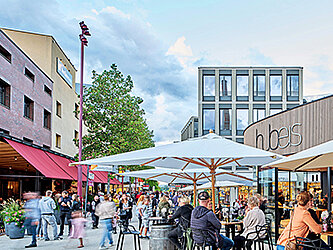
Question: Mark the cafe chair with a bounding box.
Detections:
[116,222,141,250]
[242,224,273,250]
[295,237,322,250]
[191,229,217,250]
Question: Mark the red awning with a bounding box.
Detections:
[45,152,78,180]
[5,139,74,180]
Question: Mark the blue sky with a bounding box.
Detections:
[1,0,333,144]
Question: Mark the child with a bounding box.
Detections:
[139,198,150,238]
[69,211,87,248]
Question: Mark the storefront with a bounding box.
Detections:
[244,94,333,242]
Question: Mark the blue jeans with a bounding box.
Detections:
[220,234,234,250]
[100,219,113,247]
[276,245,285,250]
[24,218,37,245]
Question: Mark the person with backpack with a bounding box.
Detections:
[168,196,193,249]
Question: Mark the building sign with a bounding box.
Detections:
[255,123,302,151]
[88,172,95,180]
[57,58,73,87]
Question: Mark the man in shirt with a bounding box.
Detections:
[58,191,72,236]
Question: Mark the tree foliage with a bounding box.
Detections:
[77,64,154,163]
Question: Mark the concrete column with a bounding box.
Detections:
[299,68,304,104]
[215,69,220,134]
[265,69,270,115]
[232,70,237,140]
[198,69,203,136]
[282,69,287,110]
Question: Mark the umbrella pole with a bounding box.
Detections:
[211,169,216,213]
[193,173,197,207]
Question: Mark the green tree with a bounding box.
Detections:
[77,64,154,163]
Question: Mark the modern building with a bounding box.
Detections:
[181,116,198,141]
[1,28,82,157]
[182,66,304,143]
[244,94,333,241]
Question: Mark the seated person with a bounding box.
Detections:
[191,191,234,250]
[168,196,193,249]
[233,196,266,250]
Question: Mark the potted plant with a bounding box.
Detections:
[0,199,25,239]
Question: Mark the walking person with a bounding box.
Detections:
[91,195,100,229]
[95,194,116,249]
[69,211,87,248]
[139,197,150,238]
[58,190,72,236]
[24,192,41,248]
[118,193,133,231]
[39,190,60,241]
[71,194,81,212]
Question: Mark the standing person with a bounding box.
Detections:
[69,211,87,248]
[191,191,234,250]
[71,194,81,212]
[95,194,116,249]
[91,195,100,229]
[233,196,265,250]
[168,196,193,249]
[118,193,133,231]
[136,195,145,230]
[58,191,72,236]
[158,195,171,218]
[277,189,285,227]
[150,193,158,217]
[139,197,150,238]
[39,190,60,241]
[24,192,41,248]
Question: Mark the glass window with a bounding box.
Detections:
[43,109,51,130]
[56,134,61,148]
[253,75,265,97]
[287,75,299,97]
[253,109,265,122]
[270,109,282,115]
[24,96,34,121]
[237,75,249,96]
[270,75,282,96]
[56,101,61,118]
[236,109,248,132]
[220,109,232,135]
[203,75,215,96]
[203,109,215,132]
[220,75,232,97]
[0,79,10,108]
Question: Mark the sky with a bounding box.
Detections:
[1,0,333,145]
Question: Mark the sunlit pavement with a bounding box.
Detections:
[0,215,149,250]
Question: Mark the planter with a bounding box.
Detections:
[8,222,24,239]
[5,223,9,236]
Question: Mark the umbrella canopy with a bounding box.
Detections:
[263,140,333,171]
[71,132,282,169]
[180,180,252,191]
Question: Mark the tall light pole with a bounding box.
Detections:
[78,21,91,198]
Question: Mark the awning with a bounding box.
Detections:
[5,139,74,180]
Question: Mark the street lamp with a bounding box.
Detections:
[78,21,91,199]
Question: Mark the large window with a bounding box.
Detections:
[220,75,232,99]
[287,75,299,100]
[270,75,282,100]
[0,79,10,108]
[253,75,265,101]
[236,75,249,100]
[203,75,215,98]
[203,109,215,134]
[0,44,11,62]
[24,96,34,121]
[236,109,248,135]
[43,109,51,130]
[220,109,232,136]
[253,109,265,122]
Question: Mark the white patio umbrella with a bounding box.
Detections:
[180,180,252,191]
[118,167,253,206]
[263,139,333,171]
[71,132,282,211]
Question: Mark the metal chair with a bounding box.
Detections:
[295,237,323,250]
[116,222,141,250]
[242,224,273,250]
[191,228,217,250]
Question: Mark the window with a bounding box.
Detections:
[287,75,299,100]
[56,101,61,117]
[74,130,79,140]
[203,109,215,134]
[74,103,79,119]
[270,75,282,100]
[236,109,248,135]
[43,109,51,130]
[236,75,249,100]
[0,79,10,108]
[220,109,232,136]
[24,68,35,82]
[220,75,232,99]
[253,75,265,101]
[55,134,61,148]
[23,137,33,144]
[23,96,34,121]
[270,109,282,115]
[0,128,9,135]
[253,109,265,122]
[44,85,52,96]
[203,75,215,98]
[0,44,11,62]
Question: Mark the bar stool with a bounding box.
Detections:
[116,223,141,250]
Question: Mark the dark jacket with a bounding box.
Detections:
[91,199,100,213]
[119,200,133,219]
[58,197,72,212]
[71,200,81,211]
[171,204,193,230]
[191,205,222,246]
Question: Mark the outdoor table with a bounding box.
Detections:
[221,221,243,239]
[149,217,169,225]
